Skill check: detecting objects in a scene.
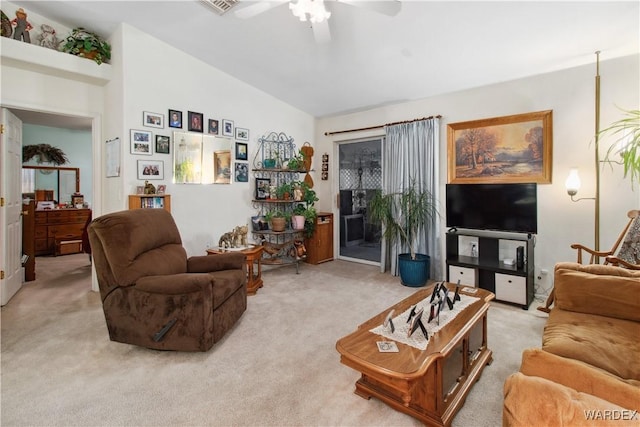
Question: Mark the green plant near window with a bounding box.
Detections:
[368,181,437,260]
[61,27,111,65]
[602,108,640,188]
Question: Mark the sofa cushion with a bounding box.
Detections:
[543,308,640,381]
[553,262,640,322]
[503,372,632,427]
[519,348,640,411]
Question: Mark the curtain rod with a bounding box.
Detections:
[323,115,442,136]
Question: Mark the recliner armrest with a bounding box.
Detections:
[187,252,246,273]
[136,273,214,295]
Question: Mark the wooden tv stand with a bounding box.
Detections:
[336,285,494,426]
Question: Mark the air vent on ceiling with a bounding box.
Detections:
[199,0,238,15]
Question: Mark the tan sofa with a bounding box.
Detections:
[503,262,640,426]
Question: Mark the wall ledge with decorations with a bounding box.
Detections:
[1,36,112,86]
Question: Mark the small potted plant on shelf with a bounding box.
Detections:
[286,150,306,171]
[369,179,438,287]
[265,209,290,232]
[60,27,111,65]
[291,182,318,238]
[275,182,293,200]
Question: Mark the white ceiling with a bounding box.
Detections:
[11,0,640,122]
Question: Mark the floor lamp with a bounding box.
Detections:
[565,51,601,253]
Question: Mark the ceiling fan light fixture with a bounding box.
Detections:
[289,0,331,23]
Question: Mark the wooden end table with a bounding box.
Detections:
[336,284,494,426]
[206,246,264,295]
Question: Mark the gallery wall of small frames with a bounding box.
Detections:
[130,109,251,185]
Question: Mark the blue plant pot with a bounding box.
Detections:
[263,159,276,168]
[398,253,430,287]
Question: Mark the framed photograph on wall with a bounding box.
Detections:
[255,177,270,200]
[447,110,553,184]
[143,111,164,129]
[188,111,204,133]
[235,127,249,141]
[222,119,234,137]
[235,142,248,161]
[213,150,231,184]
[208,119,219,135]
[234,162,248,182]
[130,129,153,155]
[168,109,182,128]
[137,159,164,180]
[155,135,170,154]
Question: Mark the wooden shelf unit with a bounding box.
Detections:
[446,229,534,309]
[128,194,171,212]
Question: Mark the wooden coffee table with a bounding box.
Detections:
[336,284,494,427]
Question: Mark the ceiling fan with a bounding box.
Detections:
[233,0,402,43]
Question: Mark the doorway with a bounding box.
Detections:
[8,108,93,301]
[338,139,382,264]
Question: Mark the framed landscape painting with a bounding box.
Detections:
[447,110,553,184]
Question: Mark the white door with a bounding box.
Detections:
[1,108,24,305]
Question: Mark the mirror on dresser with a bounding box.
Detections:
[22,166,80,204]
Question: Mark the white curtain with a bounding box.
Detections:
[380,118,442,279]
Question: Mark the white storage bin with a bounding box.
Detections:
[495,273,526,305]
[449,265,476,287]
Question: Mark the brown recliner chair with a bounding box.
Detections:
[88,209,247,351]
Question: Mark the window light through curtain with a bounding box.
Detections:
[381,118,442,279]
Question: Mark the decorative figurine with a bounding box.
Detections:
[233,225,248,247]
[37,24,58,49]
[143,180,156,194]
[1,10,13,38]
[11,8,32,43]
[218,230,236,249]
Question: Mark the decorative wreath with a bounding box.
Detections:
[23,144,68,165]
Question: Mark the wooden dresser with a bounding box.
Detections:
[35,208,91,256]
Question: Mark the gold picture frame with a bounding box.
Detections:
[447,110,553,184]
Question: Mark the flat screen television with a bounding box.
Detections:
[446,183,537,234]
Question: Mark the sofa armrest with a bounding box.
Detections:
[136,273,214,295]
[503,372,632,427]
[520,348,640,411]
[187,252,246,273]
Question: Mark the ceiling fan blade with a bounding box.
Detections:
[312,19,331,44]
[235,1,288,19]
[339,0,401,16]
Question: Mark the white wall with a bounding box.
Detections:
[113,25,315,256]
[316,54,640,292]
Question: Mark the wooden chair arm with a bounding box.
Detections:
[604,255,640,270]
[570,243,614,264]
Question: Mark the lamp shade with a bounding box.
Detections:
[565,168,581,196]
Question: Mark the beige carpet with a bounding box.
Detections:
[1,254,547,426]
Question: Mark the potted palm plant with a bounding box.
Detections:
[60,27,111,65]
[602,108,640,187]
[369,181,438,287]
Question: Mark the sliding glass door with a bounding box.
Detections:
[338,139,382,264]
